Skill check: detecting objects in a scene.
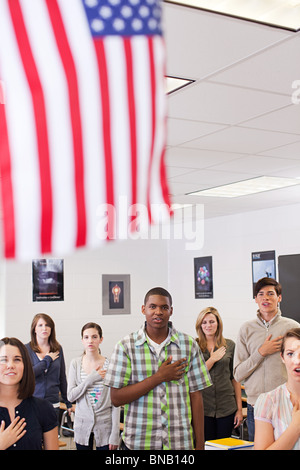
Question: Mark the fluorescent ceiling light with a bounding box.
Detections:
[188,176,300,198]
[166,0,300,31]
[165,76,194,94]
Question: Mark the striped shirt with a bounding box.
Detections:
[104,322,211,450]
[254,383,300,450]
[80,358,109,410]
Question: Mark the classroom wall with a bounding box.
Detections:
[168,202,300,342]
[1,238,169,368]
[1,201,300,371]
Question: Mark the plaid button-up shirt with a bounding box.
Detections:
[104,322,211,450]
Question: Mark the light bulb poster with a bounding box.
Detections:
[194,256,213,299]
[102,274,130,315]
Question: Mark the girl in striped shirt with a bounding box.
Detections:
[67,323,120,450]
[254,328,300,450]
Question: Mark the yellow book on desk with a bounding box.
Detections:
[205,437,254,450]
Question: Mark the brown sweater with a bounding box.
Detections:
[233,309,299,405]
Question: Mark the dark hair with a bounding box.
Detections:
[0,337,35,399]
[144,287,172,306]
[254,277,282,297]
[29,313,60,353]
[81,322,103,339]
[281,328,300,354]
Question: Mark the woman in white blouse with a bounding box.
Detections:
[67,323,120,450]
[254,328,300,450]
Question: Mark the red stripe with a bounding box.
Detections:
[93,38,115,240]
[46,0,86,248]
[147,38,156,224]
[124,39,137,229]
[158,41,170,211]
[0,104,15,258]
[160,145,171,210]
[8,0,53,254]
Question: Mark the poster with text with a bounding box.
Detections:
[252,250,276,297]
[32,259,64,302]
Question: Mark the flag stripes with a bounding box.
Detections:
[0,0,170,260]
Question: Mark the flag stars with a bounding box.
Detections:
[121,6,133,18]
[99,6,113,19]
[83,0,162,36]
[113,18,125,31]
[139,5,150,17]
[91,18,105,32]
[132,18,143,31]
[84,0,99,7]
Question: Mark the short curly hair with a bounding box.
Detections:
[144,287,172,306]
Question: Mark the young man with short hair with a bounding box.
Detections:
[234,277,300,441]
[104,287,211,450]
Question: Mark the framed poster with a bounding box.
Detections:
[102,274,131,315]
[194,256,213,299]
[252,250,276,297]
[32,259,64,302]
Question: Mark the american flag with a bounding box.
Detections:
[0,0,170,260]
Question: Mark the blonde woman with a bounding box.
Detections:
[195,307,243,440]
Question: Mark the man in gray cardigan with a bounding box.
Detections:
[234,277,299,442]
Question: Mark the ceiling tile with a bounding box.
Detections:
[259,140,300,158]
[182,126,300,154]
[208,155,300,175]
[167,118,226,146]
[168,82,290,125]
[166,147,245,169]
[210,36,300,95]
[164,3,290,80]
[168,168,253,186]
[239,103,300,135]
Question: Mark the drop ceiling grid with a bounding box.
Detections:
[164,3,300,216]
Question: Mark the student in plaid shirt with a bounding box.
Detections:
[104,287,211,450]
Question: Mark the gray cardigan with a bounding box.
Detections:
[234,309,299,406]
[67,356,120,447]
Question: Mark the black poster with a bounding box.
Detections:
[32,259,64,302]
[194,256,213,299]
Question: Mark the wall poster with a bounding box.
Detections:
[252,250,276,297]
[102,274,131,315]
[194,256,213,299]
[32,259,64,302]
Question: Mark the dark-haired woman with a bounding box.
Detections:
[67,323,120,450]
[25,313,72,426]
[0,337,58,450]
